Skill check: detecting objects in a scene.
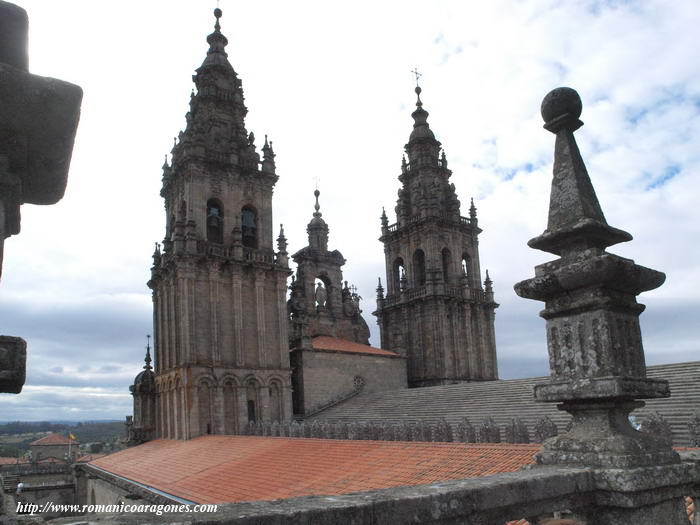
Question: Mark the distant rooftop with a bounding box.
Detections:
[30,432,79,446]
[90,435,538,505]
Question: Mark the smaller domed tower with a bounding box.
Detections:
[288,190,370,347]
[128,336,156,445]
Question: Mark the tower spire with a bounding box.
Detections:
[200,7,232,70]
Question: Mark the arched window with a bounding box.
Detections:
[223,380,237,435]
[269,382,282,422]
[246,381,259,422]
[392,257,405,293]
[168,213,176,239]
[197,379,213,436]
[241,206,257,248]
[442,248,452,284]
[413,249,426,287]
[206,199,224,244]
[462,253,472,283]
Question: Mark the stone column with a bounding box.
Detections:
[514,87,695,524]
[209,265,221,363]
[259,383,271,422]
[231,268,243,366]
[255,269,267,366]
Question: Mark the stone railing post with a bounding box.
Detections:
[514,87,697,524]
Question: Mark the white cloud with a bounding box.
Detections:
[1,0,698,419]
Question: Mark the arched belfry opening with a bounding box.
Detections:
[462,253,472,283]
[206,198,224,244]
[413,249,426,287]
[392,257,405,293]
[442,248,452,284]
[241,206,257,248]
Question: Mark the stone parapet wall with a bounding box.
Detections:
[69,461,700,524]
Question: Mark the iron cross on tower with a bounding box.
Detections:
[411,67,422,87]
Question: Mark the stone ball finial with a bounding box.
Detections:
[541,87,582,125]
[314,189,320,199]
[415,86,422,97]
[214,7,222,19]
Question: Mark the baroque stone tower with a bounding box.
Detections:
[146,9,292,440]
[375,86,498,387]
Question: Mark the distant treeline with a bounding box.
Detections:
[0,421,125,445]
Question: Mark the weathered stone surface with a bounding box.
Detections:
[0,2,81,402]
[689,412,700,447]
[505,418,530,444]
[533,416,558,443]
[514,87,677,469]
[144,9,293,441]
[456,417,476,443]
[478,417,500,443]
[0,335,26,394]
[641,411,673,446]
[374,85,499,388]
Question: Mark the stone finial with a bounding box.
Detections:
[530,87,633,256]
[689,413,700,447]
[143,335,153,370]
[262,135,276,174]
[376,277,385,301]
[307,189,329,251]
[276,224,287,254]
[514,87,676,469]
[533,416,558,443]
[380,207,388,229]
[469,198,477,220]
[477,417,500,443]
[201,7,230,70]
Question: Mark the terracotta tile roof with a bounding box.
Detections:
[309,336,400,357]
[36,457,68,464]
[30,433,79,446]
[0,457,26,465]
[91,436,538,505]
[76,453,107,463]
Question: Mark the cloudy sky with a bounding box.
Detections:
[1,0,698,421]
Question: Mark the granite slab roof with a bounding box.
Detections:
[90,435,538,505]
[317,361,700,446]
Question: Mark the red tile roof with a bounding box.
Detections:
[30,433,79,446]
[0,457,27,465]
[310,336,400,357]
[76,453,107,463]
[91,435,538,505]
[36,457,68,464]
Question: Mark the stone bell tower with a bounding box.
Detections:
[374,85,498,388]
[287,189,371,348]
[147,8,292,440]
